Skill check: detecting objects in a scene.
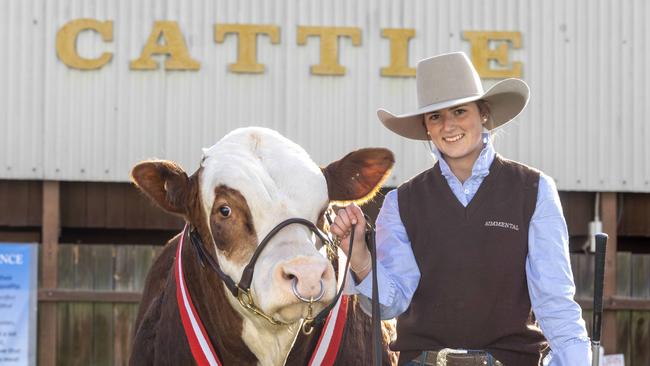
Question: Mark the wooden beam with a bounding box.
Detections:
[0,230,40,242]
[600,192,618,354]
[41,182,59,288]
[38,181,59,366]
[576,296,650,311]
[38,289,141,303]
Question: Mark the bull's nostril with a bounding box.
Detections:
[283,272,296,281]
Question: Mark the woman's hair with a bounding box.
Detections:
[475,99,491,119]
[475,99,501,143]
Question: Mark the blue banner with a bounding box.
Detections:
[0,243,38,366]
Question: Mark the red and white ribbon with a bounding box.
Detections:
[175,226,349,366]
[175,226,222,366]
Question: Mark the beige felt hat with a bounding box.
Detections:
[377,52,530,140]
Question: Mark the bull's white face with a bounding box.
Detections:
[199,127,336,324]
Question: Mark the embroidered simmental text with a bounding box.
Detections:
[484,221,519,231]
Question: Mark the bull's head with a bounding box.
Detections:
[130,127,393,358]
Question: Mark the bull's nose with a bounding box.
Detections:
[277,257,334,300]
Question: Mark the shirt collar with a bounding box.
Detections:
[431,132,496,180]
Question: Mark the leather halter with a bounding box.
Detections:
[189,214,382,365]
[189,215,353,327]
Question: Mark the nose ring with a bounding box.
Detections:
[291,278,325,303]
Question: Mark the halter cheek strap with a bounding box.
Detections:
[190,229,238,296]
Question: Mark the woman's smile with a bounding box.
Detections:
[442,133,465,143]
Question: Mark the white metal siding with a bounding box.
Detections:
[1,0,45,179]
[1,0,648,192]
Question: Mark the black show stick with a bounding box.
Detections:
[592,233,608,366]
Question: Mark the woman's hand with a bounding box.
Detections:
[330,203,372,279]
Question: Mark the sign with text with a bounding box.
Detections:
[55,19,523,79]
[0,243,38,366]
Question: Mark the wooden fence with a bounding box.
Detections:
[38,244,161,366]
[37,245,650,366]
[571,252,650,366]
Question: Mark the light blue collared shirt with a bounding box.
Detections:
[354,135,591,365]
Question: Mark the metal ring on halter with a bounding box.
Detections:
[291,277,325,303]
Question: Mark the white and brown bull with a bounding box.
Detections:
[129,127,397,365]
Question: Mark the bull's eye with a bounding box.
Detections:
[218,205,232,217]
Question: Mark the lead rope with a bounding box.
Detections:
[321,212,381,366]
[305,213,356,331]
[365,218,382,366]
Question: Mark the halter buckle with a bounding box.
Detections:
[302,318,315,335]
[236,287,253,307]
[236,287,286,326]
[324,242,338,262]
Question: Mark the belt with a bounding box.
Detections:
[410,349,504,366]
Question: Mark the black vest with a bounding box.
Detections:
[393,155,547,366]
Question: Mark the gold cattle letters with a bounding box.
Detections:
[296,26,362,75]
[215,24,280,73]
[55,19,523,78]
[462,31,522,78]
[56,19,113,70]
[130,21,200,70]
[380,28,416,77]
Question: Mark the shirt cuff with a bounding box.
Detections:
[545,337,591,366]
[353,261,396,308]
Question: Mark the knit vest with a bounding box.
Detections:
[393,155,548,366]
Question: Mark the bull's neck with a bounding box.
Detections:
[236,312,304,366]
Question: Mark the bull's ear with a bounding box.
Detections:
[322,148,394,203]
[130,160,191,216]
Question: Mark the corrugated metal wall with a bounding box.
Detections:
[1,0,648,192]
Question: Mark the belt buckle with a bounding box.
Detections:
[436,348,468,366]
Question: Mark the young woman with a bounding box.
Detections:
[331,52,590,366]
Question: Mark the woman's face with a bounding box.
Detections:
[424,102,486,165]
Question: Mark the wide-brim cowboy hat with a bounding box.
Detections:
[377,52,530,140]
